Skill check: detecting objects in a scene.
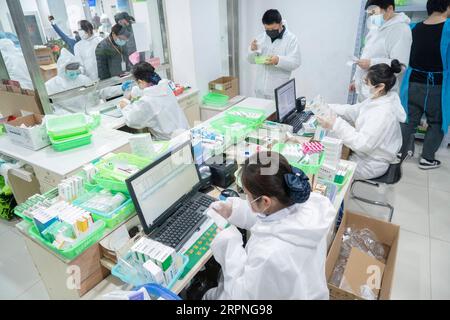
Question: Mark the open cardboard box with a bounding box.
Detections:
[208,76,239,99]
[325,211,400,300]
[4,114,50,150]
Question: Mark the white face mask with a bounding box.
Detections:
[368,13,385,30]
[78,30,89,40]
[247,196,269,215]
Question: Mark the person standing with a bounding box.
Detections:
[48,16,79,54]
[400,0,450,170]
[74,20,103,81]
[351,0,412,101]
[247,9,301,99]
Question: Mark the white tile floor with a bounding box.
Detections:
[0,142,449,300]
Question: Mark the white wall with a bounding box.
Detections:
[239,0,362,103]
[64,0,85,32]
[166,0,224,94]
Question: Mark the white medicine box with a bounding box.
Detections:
[5,114,50,151]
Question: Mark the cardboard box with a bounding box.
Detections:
[0,90,42,115]
[208,76,239,98]
[40,63,58,81]
[341,146,351,160]
[4,114,50,150]
[325,211,400,300]
[34,47,55,65]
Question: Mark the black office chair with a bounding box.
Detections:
[350,150,413,222]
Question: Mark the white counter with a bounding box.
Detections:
[0,127,132,176]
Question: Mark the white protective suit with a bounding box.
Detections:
[247,21,301,99]
[354,13,412,100]
[45,49,96,114]
[0,39,33,90]
[74,35,103,81]
[121,79,189,140]
[207,193,335,300]
[329,91,407,180]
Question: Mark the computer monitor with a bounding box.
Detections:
[275,79,297,123]
[126,141,201,235]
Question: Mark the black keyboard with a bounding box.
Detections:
[287,111,313,133]
[151,194,215,250]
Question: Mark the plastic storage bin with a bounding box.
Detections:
[255,55,269,64]
[273,143,325,175]
[202,92,229,107]
[73,186,135,229]
[50,132,92,152]
[133,284,181,300]
[112,252,188,289]
[210,116,256,142]
[225,106,266,127]
[46,114,90,140]
[28,220,106,260]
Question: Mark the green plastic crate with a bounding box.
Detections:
[210,116,255,142]
[95,153,151,182]
[46,114,90,140]
[273,143,325,175]
[28,220,106,260]
[73,186,136,229]
[50,132,92,152]
[202,92,229,106]
[225,106,266,127]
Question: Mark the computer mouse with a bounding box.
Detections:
[220,189,239,200]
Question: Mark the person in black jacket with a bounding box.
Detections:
[95,24,132,80]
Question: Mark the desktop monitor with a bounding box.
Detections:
[274,79,297,123]
[126,141,201,235]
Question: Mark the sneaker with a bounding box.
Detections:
[419,158,441,170]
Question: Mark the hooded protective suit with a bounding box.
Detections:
[329,91,407,180]
[121,79,189,140]
[45,49,96,114]
[247,21,301,99]
[74,35,103,81]
[207,193,335,300]
[0,39,33,90]
[355,13,412,100]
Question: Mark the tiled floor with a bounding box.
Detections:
[0,142,449,300]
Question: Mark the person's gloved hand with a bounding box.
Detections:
[121,80,134,92]
[209,200,233,220]
[316,113,337,130]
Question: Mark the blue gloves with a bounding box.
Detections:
[121,80,134,92]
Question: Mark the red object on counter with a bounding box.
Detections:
[173,85,184,96]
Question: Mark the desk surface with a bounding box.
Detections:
[0,127,132,176]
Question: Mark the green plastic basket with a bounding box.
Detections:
[322,167,353,191]
[95,153,152,182]
[202,92,229,106]
[50,132,92,152]
[73,186,136,229]
[225,106,266,127]
[46,114,90,140]
[255,55,269,64]
[28,220,106,260]
[210,116,255,142]
[273,143,325,175]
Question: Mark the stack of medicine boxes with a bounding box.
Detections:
[131,237,181,287]
[319,136,343,181]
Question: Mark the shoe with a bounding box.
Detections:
[419,158,441,170]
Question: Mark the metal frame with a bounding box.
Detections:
[226,0,239,77]
[158,0,173,80]
[6,0,52,114]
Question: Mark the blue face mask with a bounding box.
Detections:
[115,38,127,47]
[369,14,385,29]
[66,70,80,80]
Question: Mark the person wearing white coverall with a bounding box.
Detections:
[318,61,407,180]
[203,152,335,300]
[74,20,103,81]
[351,0,412,101]
[247,9,301,99]
[0,39,33,90]
[118,61,189,140]
[45,49,96,114]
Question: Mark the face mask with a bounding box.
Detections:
[368,14,385,29]
[66,70,80,80]
[266,29,280,40]
[115,38,127,47]
[248,196,268,215]
[361,83,381,98]
[78,30,89,40]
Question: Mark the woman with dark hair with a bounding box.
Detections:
[74,20,103,81]
[400,0,450,170]
[317,60,407,180]
[203,152,335,300]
